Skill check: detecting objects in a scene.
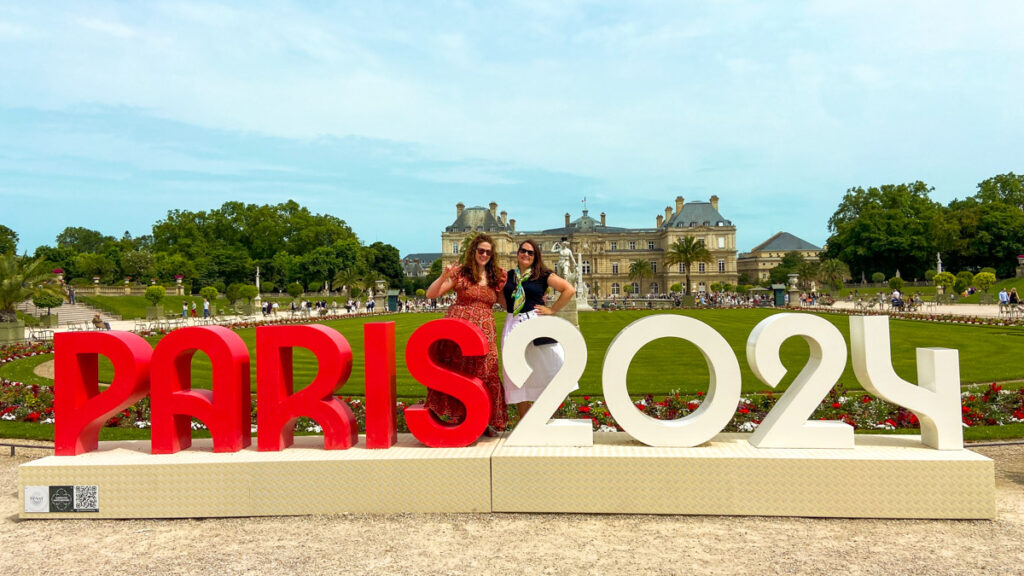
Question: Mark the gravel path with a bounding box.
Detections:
[2,440,1023,575]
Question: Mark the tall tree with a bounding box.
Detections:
[628,260,654,295]
[0,225,17,255]
[664,236,712,295]
[817,259,851,294]
[824,181,948,280]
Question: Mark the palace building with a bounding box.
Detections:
[440,197,738,296]
[736,232,822,284]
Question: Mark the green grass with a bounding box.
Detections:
[14,308,1022,397]
[0,353,53,387]
[79,294,374,320]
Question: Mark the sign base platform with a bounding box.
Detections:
[491,432,994,519]
[19,434,495,518]
[19,432,994,519]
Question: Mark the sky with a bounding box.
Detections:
[2,1,1023,257]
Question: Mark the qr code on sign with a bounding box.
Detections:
[74,485,99,512]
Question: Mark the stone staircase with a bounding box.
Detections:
[15,301,120,326]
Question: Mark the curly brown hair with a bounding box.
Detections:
[461,233,502,287]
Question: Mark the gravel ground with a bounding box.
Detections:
[2,440,1023,576]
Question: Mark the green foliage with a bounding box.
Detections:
[973,272,997,293]
[670,283,683,293]
[428,258,444,282]
[710,282,723,292]
[226,283,243,304]
[287,282,304,298]
[980,267,997,276]
[144,285,165,305]
[199,286,219,302]
[628,260,654,293]
[887,277,905,292]
[623,284,635,294]
[0,255,65,322]
[0,224,17,255]
[664,236,712,295]
[238,284,258,303]
[260,281,275,294]
[32,292,64,312]
[824,181,953,280]
[817,259,851,293]
[350,287,362,299]
[924,269,937,281]
[955,271,974,293]
[933,271,956,289]
[213,281,226,294]
[415,288,425,297]
[871,272,885,284]
[307,281,322,293]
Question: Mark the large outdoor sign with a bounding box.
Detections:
[52,314,962,456]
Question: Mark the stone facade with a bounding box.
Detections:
[441,197,738,296]
[736,232,822,284]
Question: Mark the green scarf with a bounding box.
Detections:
[512,268,527,314]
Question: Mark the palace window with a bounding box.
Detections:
[611,283,620,295]
[698,262,706,273]
[650,261,657,273]
[451,242,459,254]
[717,236,725,249]
[610,241,617,250]
[582,260,591,275]
[650,282,659,294]
[647,241,655,250]
[629,241,636,250]
[718,259,725,272]
[679,263,685,273]
[631,282,640,294]
[612,262,619,275]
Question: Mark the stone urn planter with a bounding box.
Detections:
[0,319,25,343]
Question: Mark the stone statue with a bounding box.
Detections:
[554,241,577,286]
[255,266,261,292]
[937,252,943,274]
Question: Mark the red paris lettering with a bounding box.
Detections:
[364,322,397,449]
[53,332,151,456]
[150,326,251,454]
[256,325,358,451]
[403,319,490,447]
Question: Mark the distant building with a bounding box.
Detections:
[401,253,441,277]
[440,197,738,296]
[736,232,822,283]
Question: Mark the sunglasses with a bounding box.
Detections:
[518,248,535,256]
[476,248,492,256]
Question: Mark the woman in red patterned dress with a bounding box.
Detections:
[424,233,508,435]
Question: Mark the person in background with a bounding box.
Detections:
[424,233,507,437]
[501,239,576,420]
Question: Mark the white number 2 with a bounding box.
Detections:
[501,316,592,447]
[746,313,853,449]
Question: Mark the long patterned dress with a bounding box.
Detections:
[424,270,508,431]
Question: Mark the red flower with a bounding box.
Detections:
[578,406,591,414]
[831,402,841,409]
[861,395,872,404]
[738,407,749,414]
[583,396,591,401]
[696,391,705,397]
[25,411,41,422]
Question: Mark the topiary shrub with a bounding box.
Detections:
[144,285,166,306]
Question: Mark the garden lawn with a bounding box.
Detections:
[58,309,1024,397]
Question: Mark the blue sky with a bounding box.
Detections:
[2,1,1022,257]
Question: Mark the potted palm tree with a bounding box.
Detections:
[0,255,66,342]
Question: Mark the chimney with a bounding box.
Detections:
[657,215,664,227]
[565,213,571,226]
[489,201,498,219]
[456,202,465,217]
[664,206,672,222]
[710,195,719,210]
[509,218,516,232]
[500,211,508,226]
[675,196,684,213]
[600,212,606,226]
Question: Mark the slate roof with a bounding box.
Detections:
[445,206,510,233]
[663,201,732,228]
[749,232,821,253]
[536,210,629,235]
